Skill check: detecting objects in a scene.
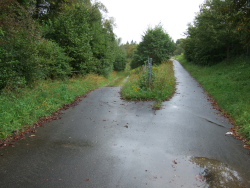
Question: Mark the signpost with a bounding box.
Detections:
[148,58,153,87]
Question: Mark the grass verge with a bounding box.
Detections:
[121,60,176,109]
[0,73,121,140]
[175,55,250,142]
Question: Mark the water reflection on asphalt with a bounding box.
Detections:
[191,157,245,188]
[172,156,247,188]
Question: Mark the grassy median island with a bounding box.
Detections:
[121,60,176,109]
[175,55,250,142]
[0,73,122,140]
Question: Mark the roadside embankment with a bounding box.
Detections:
[175,55,250,143]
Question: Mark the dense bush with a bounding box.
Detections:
[0,0,41,90]
[131,25,175,69]
[43,1,122,76]
[113,46,127,71]
[43,2,93,75]
[36,39,72,79]
[183,0,249,65]
[0,0,127,91]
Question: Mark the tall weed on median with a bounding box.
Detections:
[122,60,176,107]
[175,55,250,141]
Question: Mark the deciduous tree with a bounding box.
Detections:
[131,25,174,69]
[183,0,245,65]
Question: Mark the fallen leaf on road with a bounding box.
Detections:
[173,160,177,164]
[124,125,128,128]
[243,145,250,150]
[86,178,90,182]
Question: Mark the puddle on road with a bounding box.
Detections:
[191,157,246,188]
[171,156,248,188]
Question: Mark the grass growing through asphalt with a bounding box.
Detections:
[175,55,250,141]
[0,74,119,140]
[107,71,130,87]
[121,60,176,109]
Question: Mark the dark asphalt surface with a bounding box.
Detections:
[0,60,250,188]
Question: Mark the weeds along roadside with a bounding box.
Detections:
[0,63,175,141]
[175,55,250,143]
[121,60,176,110]
[0,73,121,140]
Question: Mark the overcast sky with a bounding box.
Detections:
[98,0,205,43]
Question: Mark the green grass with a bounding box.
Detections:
[107,71,130,87]
[0,73,122,140]
[175,55,250,141]
[121,60,176,109]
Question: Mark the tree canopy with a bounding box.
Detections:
[0,0,126,91]
[183,0,250,65]
[131,25,175,69]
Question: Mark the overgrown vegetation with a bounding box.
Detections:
[122,60,176,109]
[131,25,175,69]
[0,0,130,140]
[106,71,129,87]
[0,74,121,139]
[122,25,176,109]
[182,0,249,65]
[173,39,185,56]
[0,0,127,91]
[121,41,138,68]
[175,55,250,141]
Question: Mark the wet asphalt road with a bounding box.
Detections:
[0,60,250,188]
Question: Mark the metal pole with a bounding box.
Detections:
[148,58,152,87]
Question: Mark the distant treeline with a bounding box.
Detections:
[179,0,250,65]
[0,0,127,91]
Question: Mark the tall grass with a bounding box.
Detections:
[175,55,250,141]
[121,60,176,109]
[0,74,115,139]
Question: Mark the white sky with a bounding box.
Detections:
[98,0,205,43]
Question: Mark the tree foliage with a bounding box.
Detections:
[43,0,125,76]
[0,0,41,90]
[120,41,138,70]
[183,0,249,65]
[0,0,126,91]
[173,39,185,56]
[131,25,175,69]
